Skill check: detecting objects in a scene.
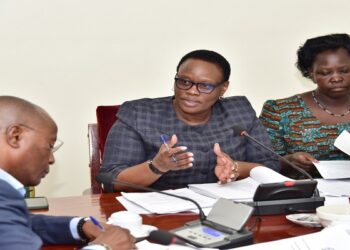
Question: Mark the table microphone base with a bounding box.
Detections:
[171,220,253,249]
[243,196,325,215]
[171,199,254,249]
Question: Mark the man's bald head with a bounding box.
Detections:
[0,96,58,186]
[0,96,56,131]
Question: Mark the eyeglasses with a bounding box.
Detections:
[6,124,64,153]
[174,76,225,94]
[51,139,64,153]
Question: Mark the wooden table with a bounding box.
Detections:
[40,193,321,249]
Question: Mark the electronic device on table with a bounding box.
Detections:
[171,198,254,249]
[25,197,49,210]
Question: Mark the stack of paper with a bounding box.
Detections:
[120,188,216,214]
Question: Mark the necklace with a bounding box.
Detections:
[311,91,350,117]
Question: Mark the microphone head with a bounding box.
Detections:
[233,125,246,136]
[148,230,186,246]
[96,172,114,184]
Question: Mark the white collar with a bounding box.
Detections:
[0,168,26,197]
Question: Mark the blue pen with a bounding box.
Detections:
[160,135,177,163]
[89,216,105,232]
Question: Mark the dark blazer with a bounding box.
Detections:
[0,179,79,250]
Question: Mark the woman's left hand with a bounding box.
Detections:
[214,143,239,184]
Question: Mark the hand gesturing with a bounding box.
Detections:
[214,143,239,184]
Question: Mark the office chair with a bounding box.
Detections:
[87,105,120,194]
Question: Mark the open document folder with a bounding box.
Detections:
[188,166,293,201]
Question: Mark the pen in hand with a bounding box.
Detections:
[89,216,105,232]
[160,134,177,163]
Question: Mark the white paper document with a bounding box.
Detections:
[314,161,350,179]
[117,196,153,214]
[116,196,212,215]
[316,178,350,197]
[121,188,216,214]
[324,196,350,205]
[189,178,259,201]
[232,225,350,250]
[188,166,293,201]
[334,130,350,156]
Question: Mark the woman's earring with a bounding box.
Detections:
[219,95,225,101]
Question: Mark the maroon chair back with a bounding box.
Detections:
[88,105,120,194]
[96,105,120,157]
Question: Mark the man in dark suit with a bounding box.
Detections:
[0,96,135,250]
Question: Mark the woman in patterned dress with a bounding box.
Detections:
[260,33,350,178]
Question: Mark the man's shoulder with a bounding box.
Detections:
[0,179,19,196]
[0,179,28,220]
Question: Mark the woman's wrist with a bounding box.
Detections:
[148,159,168,175]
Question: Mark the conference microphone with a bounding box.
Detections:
[233,125,320,197]
[148,230,191,247]
[96,172,206,222]
[96,172,255,249]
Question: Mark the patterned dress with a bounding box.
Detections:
[259,95,350,176]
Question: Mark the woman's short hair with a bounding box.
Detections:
[176,50,231,82]
[296,33,350,79]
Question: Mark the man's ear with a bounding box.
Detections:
[6,125,23,149]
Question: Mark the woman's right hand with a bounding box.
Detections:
[284,152,318,172]
[152,134,194,173]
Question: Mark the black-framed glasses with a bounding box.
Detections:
[174,76,225,94]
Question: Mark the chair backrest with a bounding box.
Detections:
[96,105,120,157]
[88,105,120,194]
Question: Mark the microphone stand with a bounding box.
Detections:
[239,130,319,197]
[233,126,324,215]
